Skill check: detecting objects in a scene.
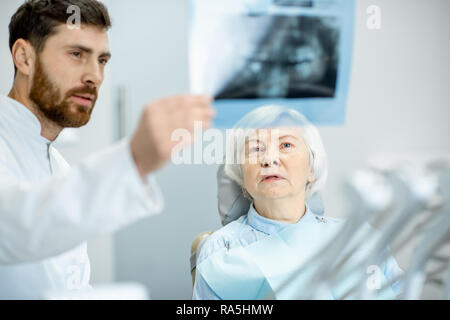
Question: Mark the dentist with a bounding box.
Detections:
[0,0,214,299]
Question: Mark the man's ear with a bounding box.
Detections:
[11,39,36,77]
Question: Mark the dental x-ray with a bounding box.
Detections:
[214,15,339,100]
[189,0,355,127]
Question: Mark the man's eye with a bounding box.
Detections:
[99,59,108,65]
[71,52,81,58]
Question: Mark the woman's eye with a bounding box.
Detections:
[249,145,264,153]
[281,143,293,149]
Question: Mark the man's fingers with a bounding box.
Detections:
[173,109,213,134]
[206,107,216,118]
[148,94,216,133]
[187,107,215,125]
[174,94,211,107]
[189,95,213,105]
[185,95,213,111]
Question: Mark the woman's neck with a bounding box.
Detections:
[253,195,306,224]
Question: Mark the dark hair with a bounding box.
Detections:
[9,0,111,73]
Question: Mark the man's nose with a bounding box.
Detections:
[82,60,103,88]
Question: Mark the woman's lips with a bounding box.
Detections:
[261,175,285,182]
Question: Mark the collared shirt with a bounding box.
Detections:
[192,204,403,300]
[0,94,164,299]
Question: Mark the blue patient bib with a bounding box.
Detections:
[196,210,397,300]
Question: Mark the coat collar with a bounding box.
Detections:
[0,94,52,146]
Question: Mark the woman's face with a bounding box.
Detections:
[241,127,314,201]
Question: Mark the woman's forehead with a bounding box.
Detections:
[246,127,304,141]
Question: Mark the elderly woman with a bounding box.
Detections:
[192,105,403,300]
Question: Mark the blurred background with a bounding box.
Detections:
[0,0,449,299]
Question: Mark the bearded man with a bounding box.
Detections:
[0,0,214,299]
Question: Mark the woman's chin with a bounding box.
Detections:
[258,189,290,199]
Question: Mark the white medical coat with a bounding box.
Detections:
[0,94,164,299]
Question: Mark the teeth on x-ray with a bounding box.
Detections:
[273,0,314,8]
[215,16,340,100]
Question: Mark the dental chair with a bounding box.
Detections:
[190,231,214,286]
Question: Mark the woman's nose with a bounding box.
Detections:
[261,153,280,167]
[261,160,279,168]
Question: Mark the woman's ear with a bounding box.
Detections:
[241,185,249,199]
[11,39,35,77]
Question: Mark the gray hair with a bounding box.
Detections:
[224,105,328,197]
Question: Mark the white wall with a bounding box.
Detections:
[321,0,450,219]
[0,1,18,92]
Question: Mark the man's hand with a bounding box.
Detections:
[130,95,215,177]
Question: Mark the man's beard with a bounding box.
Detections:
[29,57,98,128]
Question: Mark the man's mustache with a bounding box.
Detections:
[66,86,98,100]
